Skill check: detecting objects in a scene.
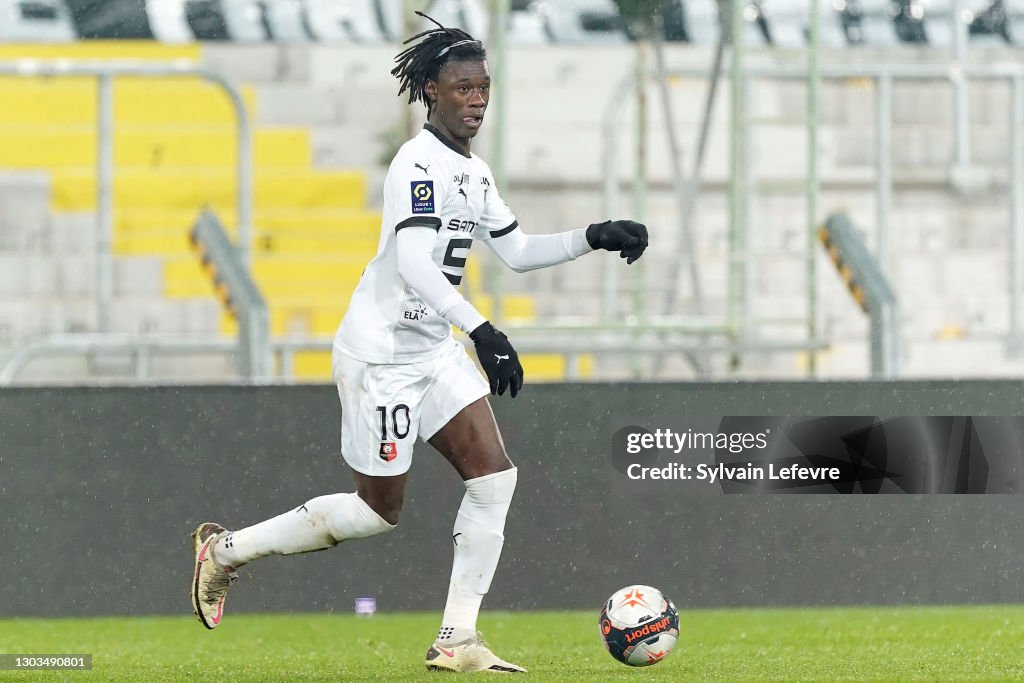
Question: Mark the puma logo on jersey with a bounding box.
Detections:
[458,187,468,202]
[414,162,430,175]
[494,354,510,362]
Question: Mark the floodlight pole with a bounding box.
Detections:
[728,0,748,370]
[486,0,510,327]
[953,0,971,169]
[806,0,821,376]
[97,74,114,333]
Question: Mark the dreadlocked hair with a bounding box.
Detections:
[391,11,486,114]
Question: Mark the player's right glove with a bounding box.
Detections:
[586,220,649,264]
[469,321,524,398]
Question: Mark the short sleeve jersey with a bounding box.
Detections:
[334,124,517,364]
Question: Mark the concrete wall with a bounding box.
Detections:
[3,382,1023,618]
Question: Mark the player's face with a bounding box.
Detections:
[426,59,490,145]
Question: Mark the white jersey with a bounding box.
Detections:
[335,125,517,364]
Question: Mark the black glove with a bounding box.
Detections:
[586,220,649,264]
[469,321,524,398]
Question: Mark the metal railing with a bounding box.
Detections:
[603,61,1024,367]
[190,210,270,378]
[0,331,829,385]
[820,213,899,378]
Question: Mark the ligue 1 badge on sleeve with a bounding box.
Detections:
[411,180,435,213]
[379,441,398,462]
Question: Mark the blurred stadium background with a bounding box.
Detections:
[2,0,1024,385]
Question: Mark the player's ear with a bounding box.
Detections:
[424,80,438,105]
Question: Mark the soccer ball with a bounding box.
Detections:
[598,584,679,667]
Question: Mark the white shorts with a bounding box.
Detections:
[332,338,490,476]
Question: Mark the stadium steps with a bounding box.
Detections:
[0,44,546,383]
[0,77,256,126]
[0,41,201,62]
[0,128,310,168]
[114,208,382,234]
[49,169,366,211]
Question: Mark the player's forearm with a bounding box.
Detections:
[395,226,486,333]
[488,227,592,273]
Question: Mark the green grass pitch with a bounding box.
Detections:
[1,606,1022,681]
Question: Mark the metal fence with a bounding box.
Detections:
[602,60,1024,370]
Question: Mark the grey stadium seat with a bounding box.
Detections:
[305,0,388,42]
[145,0,194,42]
[893,0,928,42]
[507,2,550,45]
[264,0,313,42]
[761,0,808,47]
[920,0,957,46]
[744,0,772,45]
[966,0,1011,45]
[420,0,489,43]
[851,0,901,45]
[806,0,851,46]
[1007,0,1024,43]
[185,0,269,41]
[303,0,355,41]
[534,0,628,43]
[0,0,75,41]
[681,0,721,45]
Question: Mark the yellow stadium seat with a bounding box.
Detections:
[253,211,382,235]
[165,257,366,298]
[115,230,194,256]
[0,128,308,169]
[291,350,333,380]
[254,232,379,256]
[114,78,257,125]
[165,259,218,298]
[0,42,201,62]
[0,78,255,126]
[251,258,366,283]
[473,294,537,321]
[221,299,344,336]
[113,208,382,236]
[52,169,366,211]
[520,353,595,381]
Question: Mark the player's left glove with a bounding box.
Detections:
[586,220,648,264]
[470,321,524,398]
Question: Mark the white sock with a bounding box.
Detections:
[438,467,517,642]
[214,492,395,568]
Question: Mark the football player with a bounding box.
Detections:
[190,13,647,673]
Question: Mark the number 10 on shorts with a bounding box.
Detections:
[376,404,410,463]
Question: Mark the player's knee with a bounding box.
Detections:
[376,506,402,527]
[465,466,517,505]
[457,445,513,480]
[360,494,403,527]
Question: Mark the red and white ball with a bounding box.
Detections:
[598,584,679,667]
